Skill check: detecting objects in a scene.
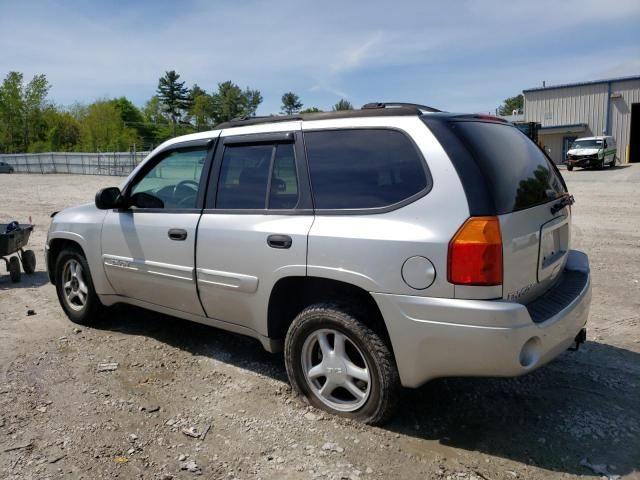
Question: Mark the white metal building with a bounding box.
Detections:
[523,75,640,164]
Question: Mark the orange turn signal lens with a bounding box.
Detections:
[447,216,503,286]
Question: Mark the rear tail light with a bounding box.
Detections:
[448,216,502,286]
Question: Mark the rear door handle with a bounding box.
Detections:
[168,228,188,241]
[267,234,292,249]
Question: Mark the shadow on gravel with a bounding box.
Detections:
[94,306,640,477]
[0,270,49,289]
[389,342,640,477]
[95,304,288,381]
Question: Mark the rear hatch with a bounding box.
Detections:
[423,115,570,303]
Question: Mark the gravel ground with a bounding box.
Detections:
[0,166,639,480]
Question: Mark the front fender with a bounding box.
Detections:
[47,204,114,294]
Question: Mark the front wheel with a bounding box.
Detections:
[284,304,399,425]
[54,248,104,324]
[567,165,574,171]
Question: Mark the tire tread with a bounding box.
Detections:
[54,247,104,325]
[284,303,399,425]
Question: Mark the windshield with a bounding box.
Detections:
[571,139,602,150]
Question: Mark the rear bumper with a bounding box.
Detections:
[373,250,591,388]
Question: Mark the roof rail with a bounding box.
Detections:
[361,102,442,113]
[213,102,439,129]
[215,114,303,129]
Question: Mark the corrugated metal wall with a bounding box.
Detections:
[610,79,640,163]
[524,78,640,164]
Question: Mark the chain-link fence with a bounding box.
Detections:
[0,152,149,176]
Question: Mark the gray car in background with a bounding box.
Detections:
[45,103,591,424]
[0,161,14,173]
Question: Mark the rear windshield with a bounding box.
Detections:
[447,121,566,214]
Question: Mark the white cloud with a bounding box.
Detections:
[1,0,638,113]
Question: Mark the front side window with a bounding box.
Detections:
[304,129,428,210]
[216,142,299,209]
[131,147,207,209]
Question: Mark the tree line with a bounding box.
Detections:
[0,70,355,154]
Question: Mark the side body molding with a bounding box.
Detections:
[196,267,259,293]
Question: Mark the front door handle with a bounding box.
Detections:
[267,234,292,249]
[168,228,188,241]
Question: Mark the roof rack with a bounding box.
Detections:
[215,115,304,129]
[361,102,442,113]
[214,102,442,129]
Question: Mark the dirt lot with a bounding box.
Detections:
[1,166,639,480]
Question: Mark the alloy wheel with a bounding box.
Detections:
[301,329,372,412]
[62,259,89,311]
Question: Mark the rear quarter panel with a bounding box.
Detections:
[305,116,469,297]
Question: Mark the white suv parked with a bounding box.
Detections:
[46,103,591,424]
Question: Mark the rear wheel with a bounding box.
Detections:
[284,304,399,425]
[8,256,21,283]
[55,248,104,324]
[567,165,573,171]
[610,157,616,168]
[21,249,36,274]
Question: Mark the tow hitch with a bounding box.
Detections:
[568,328,587,351]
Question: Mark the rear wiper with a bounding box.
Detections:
[550,194,575,215]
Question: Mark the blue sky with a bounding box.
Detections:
[1,0,639,115]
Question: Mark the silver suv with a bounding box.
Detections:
[46,103,591,424]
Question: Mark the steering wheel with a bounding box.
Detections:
[173,180,199,207]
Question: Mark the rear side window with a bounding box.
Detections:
[269,144,299,209]
[448,121,566,213]
[305,129,428,210]
[215,142,299,209]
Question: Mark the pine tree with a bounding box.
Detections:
[156,70,192,136]
[333,99,354,111]
[281,92,303,114]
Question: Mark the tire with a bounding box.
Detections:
[567,165,573,171]
[8,256,21,283]
[284,304,399,425]
[21,249,36,274]
[610,157,616,168]
[54,248,104,325]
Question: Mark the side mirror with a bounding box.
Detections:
[95,187,123,210]
[130,192,164,209]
